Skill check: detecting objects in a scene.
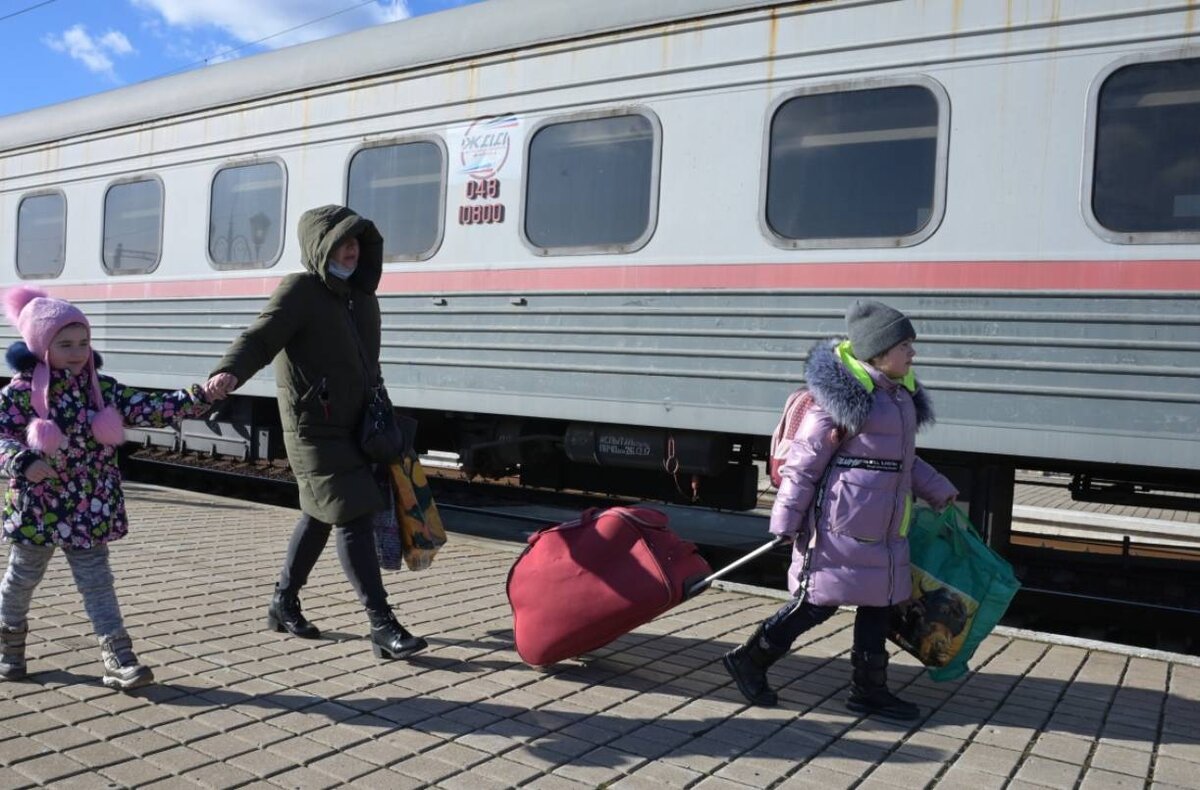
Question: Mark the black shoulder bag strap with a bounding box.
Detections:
[344,296,380,387]
[344,295,417,458]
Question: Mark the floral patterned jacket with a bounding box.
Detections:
[0,365,210,548]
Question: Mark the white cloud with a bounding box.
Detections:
[43,25,138,80]
[131,0,411,52]
[99,30,135,56]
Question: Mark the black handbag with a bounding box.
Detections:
[358,382,408,463]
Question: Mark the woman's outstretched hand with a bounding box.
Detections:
[204,373,238,401]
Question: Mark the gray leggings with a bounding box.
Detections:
[0,543,125,638]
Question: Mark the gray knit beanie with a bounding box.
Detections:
[846,300,915,361]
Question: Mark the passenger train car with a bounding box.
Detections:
[1,0,1198,543]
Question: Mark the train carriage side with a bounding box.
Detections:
[0,0,1198,546]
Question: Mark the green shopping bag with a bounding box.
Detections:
[889,505,1021,681]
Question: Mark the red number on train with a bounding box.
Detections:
[465,179,501,201]
[459,202,506,225]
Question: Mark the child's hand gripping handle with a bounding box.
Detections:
[685,535,790,598]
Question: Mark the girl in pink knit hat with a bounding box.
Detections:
[0,286,219,690]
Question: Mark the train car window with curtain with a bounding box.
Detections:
[347,141,444,260]
[102,178,162,274]
[1092,57,1200,237]
[766,85,940,244]
[208,161,286,268]
[524,113,657,253]
[16,192,66,279]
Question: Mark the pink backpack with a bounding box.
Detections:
[768,389,817,488]
[768,389,845,488]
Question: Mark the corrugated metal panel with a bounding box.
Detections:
[24,290,1197,470]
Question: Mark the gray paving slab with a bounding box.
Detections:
[0,482,1196,788]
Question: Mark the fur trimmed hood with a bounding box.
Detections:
[804,338,934,435]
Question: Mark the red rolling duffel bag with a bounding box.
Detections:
[507,506,783,667]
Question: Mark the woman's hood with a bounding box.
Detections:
[297,205,384,294]
[803,338,934,435]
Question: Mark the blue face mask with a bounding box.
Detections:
[327,259,353,280]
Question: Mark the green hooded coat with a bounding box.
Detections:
[213,205,385,524]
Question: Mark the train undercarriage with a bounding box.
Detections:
[149,395,1025,546]
[139,394,1200,558]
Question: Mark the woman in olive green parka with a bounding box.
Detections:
[207,205,426,660]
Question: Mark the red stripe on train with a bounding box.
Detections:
[35,259,1200,301]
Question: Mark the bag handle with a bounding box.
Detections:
[685,535,789,597]
[525,506,669,547]
[942,504,983,537]
[936,504,982,556]
[525,507,594,545]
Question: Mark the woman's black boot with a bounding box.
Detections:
[722,625,785,706]
[266,585,320,639]
[846,649,920,720]
[368,609,427,659]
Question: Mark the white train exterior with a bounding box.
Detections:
[1,0,1198,534]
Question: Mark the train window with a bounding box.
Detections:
[347,140,445,261]
[764,82,946,248]
[523,111,659,254]
[15,192,66,279]
[1090,56,1200,241]
[102,177,162,274]
[208,160,286,268]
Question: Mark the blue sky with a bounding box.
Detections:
[0,0,486,118]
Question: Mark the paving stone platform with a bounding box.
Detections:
[1012,473,1200,525]
[0,483,1197,789]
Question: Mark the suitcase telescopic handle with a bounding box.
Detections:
[685,535,790,598]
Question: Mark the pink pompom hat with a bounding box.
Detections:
[3,286,124,455]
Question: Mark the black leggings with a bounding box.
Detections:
[277,512,388,613]
[760,597,891,655]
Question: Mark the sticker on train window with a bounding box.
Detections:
[447,116,521,233]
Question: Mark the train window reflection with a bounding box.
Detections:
[348,141,444,261]
[102,178,162,274]
[766,85,940,244]
[1093,57,1200,236]
[16,193,66,279]
[208,161,286,269]
[524,113,657,253]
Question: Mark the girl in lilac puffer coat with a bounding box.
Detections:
[724,300,957,721]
